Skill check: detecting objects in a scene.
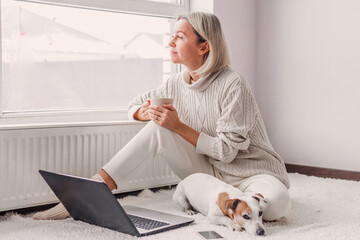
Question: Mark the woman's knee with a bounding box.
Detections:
[262,185,291,221]
[146,121,176,139]
[241,174,291,221]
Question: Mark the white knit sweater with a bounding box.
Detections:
[128,68,290,188]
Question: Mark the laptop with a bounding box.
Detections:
[39,170,194,237]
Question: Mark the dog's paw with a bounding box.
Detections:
[228,224,244,232]
[185,209,197,215]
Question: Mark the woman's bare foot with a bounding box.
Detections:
[32,172,112,220]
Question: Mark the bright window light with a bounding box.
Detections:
[1,0,175,113]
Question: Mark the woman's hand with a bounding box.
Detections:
[147,104,183,132]
[148,104,200,146]
[133,100,151,121]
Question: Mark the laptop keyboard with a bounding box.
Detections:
[127,214,170,230]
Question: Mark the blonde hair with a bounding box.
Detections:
[178,12,231,77]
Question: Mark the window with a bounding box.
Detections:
[0,0,188,124]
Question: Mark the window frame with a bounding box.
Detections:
[0,0,188,127]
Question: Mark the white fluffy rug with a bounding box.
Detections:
[1,173,360,240]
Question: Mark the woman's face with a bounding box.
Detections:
[168,19,207,70]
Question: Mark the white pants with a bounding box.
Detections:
[103,121,290,221]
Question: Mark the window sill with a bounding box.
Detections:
[0,109,147,130]
[0,120,148,131]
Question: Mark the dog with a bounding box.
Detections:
[173,173,267,236]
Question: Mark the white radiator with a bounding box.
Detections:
[0,123,180,212]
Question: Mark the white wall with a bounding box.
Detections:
[191,0,257,92]
[256,0,360,171]
[214,0,257,93]
[192,0,360,171]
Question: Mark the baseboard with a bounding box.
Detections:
[285,164,360,181]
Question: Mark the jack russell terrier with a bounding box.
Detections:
[173,173,268,236]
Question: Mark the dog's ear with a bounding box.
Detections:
[227,210,235,220]
[217,193,242,220]
[252,193,268,203]
[230,199,241,210]
[224,199,241,220]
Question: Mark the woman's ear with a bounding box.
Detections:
[199,41,209,55]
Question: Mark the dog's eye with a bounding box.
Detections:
[259,211,263,217]
[243,214,250,220]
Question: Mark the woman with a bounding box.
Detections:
[34,12,290,222]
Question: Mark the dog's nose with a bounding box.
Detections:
[256,228,265,236]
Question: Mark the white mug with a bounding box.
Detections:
[150,98,174,106]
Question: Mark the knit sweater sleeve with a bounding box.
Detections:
[128,79,171,120]
[196,80,258,163]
